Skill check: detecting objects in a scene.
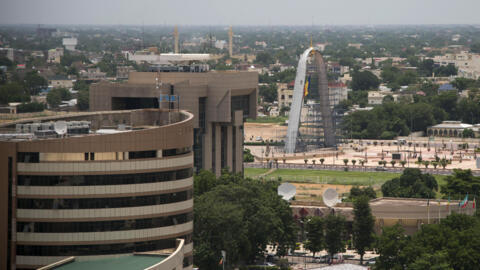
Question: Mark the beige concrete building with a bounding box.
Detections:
[0,109,194,269]
[277,83,293,108]
[292,197,474,235]
[427,121,480,137]
[90,71,258,176]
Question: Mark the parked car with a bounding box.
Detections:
[375,166,387,171]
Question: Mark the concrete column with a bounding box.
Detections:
[215,124,221,176]
[203,123,212,171]
[235,125,244,174]
[226,125,233,170]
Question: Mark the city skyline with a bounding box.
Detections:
[2,0,480,26]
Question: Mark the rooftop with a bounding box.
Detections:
[0,109,191,142]
[50,255,167,270]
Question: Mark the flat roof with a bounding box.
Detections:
[53,255,167,270]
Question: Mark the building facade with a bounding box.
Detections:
[0,109,194,270]
[90,71,258,176]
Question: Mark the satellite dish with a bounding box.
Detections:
[278,182,296,201]
[322,188,339,207]
[54,121,67,135]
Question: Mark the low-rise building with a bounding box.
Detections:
[277,83,293,108]
[116,65,134,80]
[49,75,73,89]
[427,121,480,137]
[47,48,64,63]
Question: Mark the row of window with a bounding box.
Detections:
[17,147,192,163]
[17,190,192,209]
[16,234,192,256]
[17,212,193,233]
[17,168,193,186]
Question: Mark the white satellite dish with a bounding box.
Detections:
[54,121,67,135]
[322,188,339,207]
[278,182,296,201]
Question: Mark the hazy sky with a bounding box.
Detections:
[2,0,480,26]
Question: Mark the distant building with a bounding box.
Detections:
[214,40,227,50]
[277,83,293,108]
[36,27,56,38]
[49,75,73,89]
[47,47,64,63]
[80,67,106,81]
[433,52,480,79]
[90,70,258,176]
[328,82,349,107]
[62,37,78,51]
[116,65,134,79]
[427,121,480,137]
[348,43,363,49]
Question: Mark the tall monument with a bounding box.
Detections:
[228,26,233,57]
[174,26,179,53]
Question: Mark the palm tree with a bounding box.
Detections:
[320,158,325,165]
[304,159,308,165]
[343,159,349,166]
[390,160,396,167]
[423,161,430,168]
[359,160,365,167]
[400,160,406,168]
[312,160,316,165]
[440,158,448,169]
[432,161,438,169]
[352,160,357,166]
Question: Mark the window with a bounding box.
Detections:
[16,235,192,256]
[17,152,39,163]
[17,190,193,210]
[17,168,193,186]
[128,150,156,159]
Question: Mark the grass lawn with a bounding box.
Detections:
[244,168,269,177]
[244,168,448,197]
[246,116,287,124]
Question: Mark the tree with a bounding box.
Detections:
[319,158,325,165]
[441,169,480,199]
[324,214,346,262]
[349,186,376,200]
[352,196,375,264]
[243,148,255,163]
[0,82,30,105]
[400,160,407,168]
[375,224,410,270]
[25,71,47,95]
[305,216,325,257]
[193,171,297,269]
[390,160,396,167]
[343,159,349,166]
[462,128,475,138]
[470,42,480,53]
[351,70,380,91]
[381,168,438,198]
[255,52,274,66]
[47,88,71,109]
[77,90,89,111]
[17,102,44,113]
[259,83,277,103]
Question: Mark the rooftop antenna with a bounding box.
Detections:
[54,121,67,137]
[322,188,339,208]
[278,182,297,201]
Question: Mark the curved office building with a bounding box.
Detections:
[0,109,194,269]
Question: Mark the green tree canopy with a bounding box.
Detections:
[305,216,325,257]
[259,83,277,103]
[441,169,480,199]
[193,171,297,269]
[351,70,380,91]
[324,214,346,260]
[349,186,376,200]
[381,168,438,198]
[352,196,375,264]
